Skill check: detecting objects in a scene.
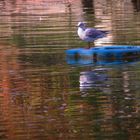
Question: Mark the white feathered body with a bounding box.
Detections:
[77,27,94,42]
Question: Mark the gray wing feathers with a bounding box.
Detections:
[85,28,108,39]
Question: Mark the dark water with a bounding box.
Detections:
[0,0,140,139]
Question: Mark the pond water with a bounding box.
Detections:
[0,0,140,139]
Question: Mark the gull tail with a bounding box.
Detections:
[102,30,109,34]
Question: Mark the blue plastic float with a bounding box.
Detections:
[66,45,140,65]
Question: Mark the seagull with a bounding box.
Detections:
[77,22,108,48]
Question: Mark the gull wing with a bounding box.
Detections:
[85,28,108,39]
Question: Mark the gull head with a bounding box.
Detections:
[77,22,86,28]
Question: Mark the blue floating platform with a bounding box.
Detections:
[66,45,140,65]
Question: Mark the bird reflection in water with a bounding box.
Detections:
[79,68,109,91]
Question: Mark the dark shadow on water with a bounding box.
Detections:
[81,0,94,14]
[132,0,140,11]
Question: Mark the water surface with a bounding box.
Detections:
[0,0,140,139]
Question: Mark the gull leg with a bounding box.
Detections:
[93,42,95,47]
[87,42,90,49]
